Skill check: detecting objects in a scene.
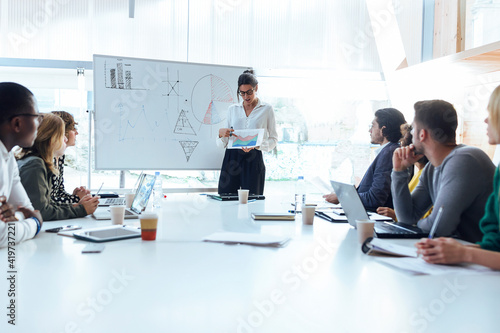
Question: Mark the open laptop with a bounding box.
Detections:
[208,193,265,201]
[330,180,428,239]
[92,174,156,220]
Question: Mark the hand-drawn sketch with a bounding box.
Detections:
[179,141,199,162]
[105,59,144,90]
[191,74,235,126]
[118,105,164,142]
[174,110,196,135]
[228,129,265,149]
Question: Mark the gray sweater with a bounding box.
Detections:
[391,145,494,243]
[17,156,87,221]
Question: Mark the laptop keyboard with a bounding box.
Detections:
[375,222,417,234]
[104,198,126,205]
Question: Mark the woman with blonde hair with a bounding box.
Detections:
[416,85,500,269]
[50,111,90,204]
[17,113,99,221]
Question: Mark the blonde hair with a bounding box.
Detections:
[488,85,500,136]
[17,113,65,175]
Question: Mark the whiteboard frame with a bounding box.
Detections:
[93,54,251,170]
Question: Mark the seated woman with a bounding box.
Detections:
[16,113,99,221]
[416,85,500,270]
[50,111,90,204]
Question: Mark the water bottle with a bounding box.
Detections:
[294,176,306,213]
[153,171,163,209]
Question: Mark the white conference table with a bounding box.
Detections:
[1,193,499,333]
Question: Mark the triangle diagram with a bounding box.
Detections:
[174,110,196,135]
[179,141,199,162]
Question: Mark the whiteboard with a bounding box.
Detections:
[93,54,249,170]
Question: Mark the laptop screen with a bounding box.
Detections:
[130,174,156,214]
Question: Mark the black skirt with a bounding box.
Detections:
[218,148,265,195]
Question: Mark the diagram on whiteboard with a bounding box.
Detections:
[119,105,164,141]
[104,60,144,90]
[191,74,235,126]
[179,141,199,162]
[174,110,196,135]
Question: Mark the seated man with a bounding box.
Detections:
[0,82,43,248]
[325,108,406,211]
[392,100,494,243]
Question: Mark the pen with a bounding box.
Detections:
[288,210,300,213]
[428,206,443,239]
[95,182,104,197]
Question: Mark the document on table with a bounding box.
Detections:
[203,232,290,247]
[366,238,418,257]
[376,257,497,275]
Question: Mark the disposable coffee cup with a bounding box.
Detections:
[238,189,249,204]
[356,219,375,244]
[125,192,135,209]
[302,205,316,225]
[140,212,158,241]
[110,205,125,225]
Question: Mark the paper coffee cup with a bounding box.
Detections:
[110,205,125,225]
[125,192,135,209]
[238,189,249,204]
[356,219,375,244]
[140,212,158,241]
[302,205,315,225]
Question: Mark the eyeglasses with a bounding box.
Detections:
[238,88,255,97]
[10,113,45,123]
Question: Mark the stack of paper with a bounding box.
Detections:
[251,213,295,221]
[364,238,418,257]
[203,232,290,247]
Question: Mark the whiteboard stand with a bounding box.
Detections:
[87,109,93,190]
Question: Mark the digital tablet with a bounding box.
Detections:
[73,225,141,243]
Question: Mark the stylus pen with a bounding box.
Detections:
[428,206,444,239]
[95,182,104,197]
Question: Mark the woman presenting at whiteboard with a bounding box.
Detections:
[216,70,278,195]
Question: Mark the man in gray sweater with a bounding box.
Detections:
[392,100,494,243]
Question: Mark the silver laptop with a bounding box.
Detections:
[92,174,156,220]
[330,180,428,239]
[99,197,126,206]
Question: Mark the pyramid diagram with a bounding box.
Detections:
[174,110,196,135]
[179,141,199,162]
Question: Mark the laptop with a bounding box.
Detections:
[99,197,126,206]
[208,193,265,201]
[92,174,156,220]
[330,180,428,239]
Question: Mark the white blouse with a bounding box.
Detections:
[216,99,278,152]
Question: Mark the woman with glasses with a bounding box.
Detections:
[217,70,278,195]
[50,111,90,204]
[16,113,99,221]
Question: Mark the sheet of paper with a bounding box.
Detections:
[377,257,497,275]
[228,129,265,149]
[309,176,334,193]
[203,232,290,247]
[370,238,418,257]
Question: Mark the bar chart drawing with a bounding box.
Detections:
[105,60,143,90]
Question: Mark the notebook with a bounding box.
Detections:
[251,213,295,221]
[208,193,265,201]
[330,180,428,239]
[92,174,156,220]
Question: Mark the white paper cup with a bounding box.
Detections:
[125,192,135,209]
[356,219,375,244]
[110,205,126,225]
[302,205,316,225]
[238,189,249,204]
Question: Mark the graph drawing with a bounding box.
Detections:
[191,74,235,126]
